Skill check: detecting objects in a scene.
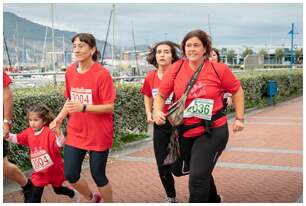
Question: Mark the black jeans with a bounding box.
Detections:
[29,185,74,203]
[153,121,176,198]
[180,123,229,203]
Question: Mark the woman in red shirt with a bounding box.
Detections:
[140,41,180,203]
[154,29,245,202]
[50,33,115,203]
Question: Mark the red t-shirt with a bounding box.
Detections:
[16,126,65,187]
[64,62,116,151]
[140,69,173,113]
[3,71,11,88]
[159,59,241,138]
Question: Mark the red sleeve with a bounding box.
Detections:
[16,129,29,146]
[3,71,11,88]
[98,70,116,104]
[219,64,241,93]
[159,60,184,99]
[140,73,153,97]
[64,69,71,99]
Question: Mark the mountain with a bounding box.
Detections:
[3,12,113,64]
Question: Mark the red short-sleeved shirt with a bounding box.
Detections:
[17,126,65,187]
[64,62,116,151]
[3,71,11,88]
[140,69,173,113]
[159,59,241,138]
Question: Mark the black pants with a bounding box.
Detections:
[3,140,8,157]
[180,123,229,203]
[153,121,176,198]
[64,144,109,187]
[29,185,75,203]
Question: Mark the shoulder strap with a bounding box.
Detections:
[173,60,184,80]
[184,61,204,95]
[210,62,221,81]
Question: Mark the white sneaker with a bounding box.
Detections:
[219,195,224,203]
[165,197,177,203]
[71,189,80,203]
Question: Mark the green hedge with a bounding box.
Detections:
[8,82,147,170]
[7,69,303,169]
[236,69,303,108]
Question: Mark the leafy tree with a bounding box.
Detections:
[295,48,303,64]
[275,48,285,64]
[259,48,268,59]
[226,49,236,64]
[242,47,254,58]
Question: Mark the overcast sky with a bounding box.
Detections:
[3,3,303,48]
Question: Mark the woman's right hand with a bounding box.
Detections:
[146,112,154,124]
[49,118,62,132]
[153,110,166,125]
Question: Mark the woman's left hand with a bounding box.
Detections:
[226,96,233,107]
[232,119,244,133]
[65,100,82,113]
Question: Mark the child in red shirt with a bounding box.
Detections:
[6,104,80,203]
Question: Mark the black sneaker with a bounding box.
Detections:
[22,180,33,203]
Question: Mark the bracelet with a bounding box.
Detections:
[3,119,12,125]
[82,104,87,112]
[235,117,244,123]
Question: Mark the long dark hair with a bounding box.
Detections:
[211,47,221,62]
[146,41,180,68]
[72,33,101,61]
[26,104,55,127]
[181,29,212,60]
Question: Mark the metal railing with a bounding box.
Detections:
[8,67,302,89]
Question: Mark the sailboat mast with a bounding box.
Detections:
[51,3,56,84]
[41,26,48,67]
[3,32,12,69]
[101,5,114,65]
[15,23,20,70]
[131,20,138,75]
[112,4,115,68]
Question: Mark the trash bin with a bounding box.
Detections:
[267,80,278,96]
[267,80,278,105]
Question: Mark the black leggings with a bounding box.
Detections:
[29,185,75,203]
[64,144,109,187]
[180,123,229,203]
[153,121,176,198]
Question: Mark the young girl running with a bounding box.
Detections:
[141,41,180,203]
[6,104,79,203]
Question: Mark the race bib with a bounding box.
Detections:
[183,98,214,120]
[151,88,173,105]
[71,88,93,104]
[31,152,54,172]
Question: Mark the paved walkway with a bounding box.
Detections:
[3,97,303,203]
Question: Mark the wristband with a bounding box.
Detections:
[82,104,87,112]
[235,117,244,123]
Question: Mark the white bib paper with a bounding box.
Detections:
[183,98,214,120]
